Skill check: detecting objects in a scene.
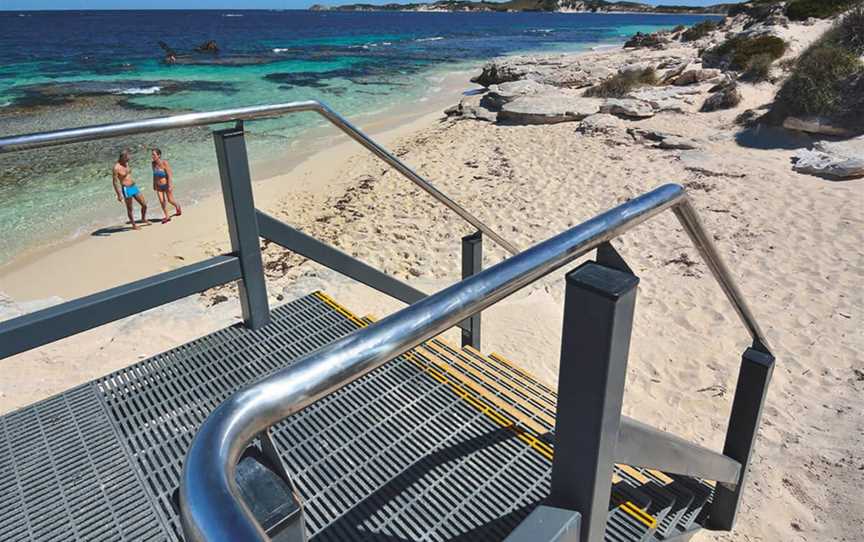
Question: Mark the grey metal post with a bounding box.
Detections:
[213,126,270,329]
[460,231,482,349]
[549,261,639,542]
[707,347,774,531]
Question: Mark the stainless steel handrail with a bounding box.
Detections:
[0,100,519,255]
[179,183,771,541]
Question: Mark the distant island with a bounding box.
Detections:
[309,0,734,14]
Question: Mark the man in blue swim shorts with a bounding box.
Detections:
[112,150,148,230]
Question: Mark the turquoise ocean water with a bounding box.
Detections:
[0,10,717,265]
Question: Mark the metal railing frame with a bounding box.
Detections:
[177,182,774,542]
[0,100,510,358]
[0,103,775,542]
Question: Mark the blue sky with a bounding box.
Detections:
[1,0,741,10]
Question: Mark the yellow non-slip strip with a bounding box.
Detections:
[463,345,558,409]
[424,341,557,429]
[488,351,558,396]
[313,291,368,329]
[621,501,658,529]
[320,299,554,461]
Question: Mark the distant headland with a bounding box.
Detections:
[309,0,733,15]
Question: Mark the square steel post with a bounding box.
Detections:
[707,347,775,531]
[549,261,639,542]
[213,126,270,329]
[461,231,483,350]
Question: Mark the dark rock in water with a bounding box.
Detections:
[4,79,237,109]
[195,40,220,54]
[170,54,281,66]
[471,60,528,88]
[701,82,742,112]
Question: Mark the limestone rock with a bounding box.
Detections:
[482,80,558,110]
[600,98,655,119]
[657,135,701,150]
[471,60,528,88]
[444,93,497,122]
[576,113,626,136]
[783,116,854,137]
[628,86,701,111]
[673,68,722,86]
[498,95,601,125]
[792,137,864,179]
[700,83,742,112]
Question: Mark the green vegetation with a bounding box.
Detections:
[681,20,719,41]
[774,6,864,131]
[742,53,775,81]
[832,6,864,54]
[584,67,658,98]
[711,35,787,70]
[785,0,859,20]
[776,44,861,116]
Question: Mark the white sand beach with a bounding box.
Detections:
[1,11,862,542]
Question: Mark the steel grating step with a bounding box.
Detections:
[0,291,713,541]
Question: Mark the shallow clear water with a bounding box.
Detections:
[0,10,717,265]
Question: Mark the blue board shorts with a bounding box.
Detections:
[122,184,140,199]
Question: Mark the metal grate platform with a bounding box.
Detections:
[0,291,711,541]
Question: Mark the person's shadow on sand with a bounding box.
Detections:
[91,219,163,237]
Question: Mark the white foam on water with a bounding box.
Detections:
[113,86,162,95]
[273,48,290,53]
[223,13,243,17]
[416,36,444,42]
[528,28,555,33]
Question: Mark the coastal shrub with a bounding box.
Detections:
[742,53,775,81]
[785,0,858,20]
[584,67,658,98]
[710,35,787,70]
[682,21,718,42]
[834,6,864,55]
[775,43,862,116]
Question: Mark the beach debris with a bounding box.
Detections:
[497,95,600,125]
[700,81,742,112]
[783,116,855,137]
[679,150,746,178]
[599,98,655,119]
[792,137,864,179]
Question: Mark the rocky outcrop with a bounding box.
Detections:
[471,60,528,87]
[627,86,701,112]
[576,113,627,136]
[444,93,497,122]
[498,95,601,125]
[599,98,655,119]
[195,40,219,54]
[783,116,855,137]
[624,32,667,49]
[673,67,722,86]
[792,137,864,179]
[700,82,742,112]
[481,80,558,110]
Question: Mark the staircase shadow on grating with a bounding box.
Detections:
[316,426,549,541]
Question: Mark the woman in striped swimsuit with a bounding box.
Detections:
[151,148,182,224]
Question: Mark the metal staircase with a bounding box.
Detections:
[0,102,775,542]
[1,290,719,542]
